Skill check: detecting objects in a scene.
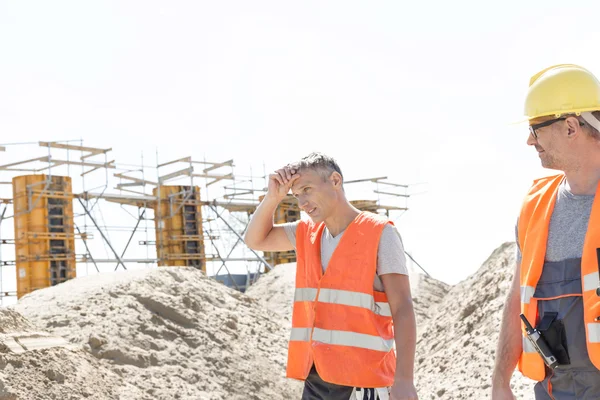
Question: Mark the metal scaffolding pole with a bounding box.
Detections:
[75,224,99,273]
[77,197,127,271]
[115,209,146,271]
[214,222,249,277]
[207,204,272,272]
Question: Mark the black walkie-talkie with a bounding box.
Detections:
[520,314,559,369]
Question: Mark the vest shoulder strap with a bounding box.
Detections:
[517,174,564,250]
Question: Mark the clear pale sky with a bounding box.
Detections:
[1,1,599,287]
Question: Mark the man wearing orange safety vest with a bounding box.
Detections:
[492,65,600,399]
[244,153,418,400]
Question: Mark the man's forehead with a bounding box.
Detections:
[291,169,320,190]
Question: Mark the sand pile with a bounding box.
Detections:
[14,267,303,400]
[0,308,142,400]
[245,263,296,321]
[410,271,451,329]
[7,242,538,399]
[414,242,536,399]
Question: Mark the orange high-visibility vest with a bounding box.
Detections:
[286,211,396,388]
[517,174,600,381]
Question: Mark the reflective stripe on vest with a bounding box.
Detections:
[520,285,535,304]
[583,272,600,293]
[312,328,394,352]
[290,327,394,353]
[294,287,392,317]
[290,327,311,342]
[522,336,538,354]
[589,323,600,343]
[294,288,318,302]
[518,174,600,381]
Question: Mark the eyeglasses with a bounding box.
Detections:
[529,118,566,139]
[529,117,585,139]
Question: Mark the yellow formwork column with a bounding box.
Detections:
[259,194,299,268]
[12,175,76,299]
[153,185,205,271]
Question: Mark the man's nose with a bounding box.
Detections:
[297,196,308,210]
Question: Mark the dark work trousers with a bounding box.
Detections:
[301,365,382,400]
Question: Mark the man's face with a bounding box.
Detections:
[527,118,569,170]
[290,168,338,223]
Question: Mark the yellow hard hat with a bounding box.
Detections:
[524,64,600,121]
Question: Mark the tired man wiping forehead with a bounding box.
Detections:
[244,152,418,400]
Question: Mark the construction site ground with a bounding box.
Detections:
[0,242,536,399]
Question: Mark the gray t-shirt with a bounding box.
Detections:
[517,179,595,264]
[516,178,599,399]
[282,220,408,292]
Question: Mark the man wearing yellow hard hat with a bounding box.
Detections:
[492,64,600,399]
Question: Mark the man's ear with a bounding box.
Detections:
[565,117,582,137]
[330,171,343,188]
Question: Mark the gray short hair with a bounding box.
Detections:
[292,152,343,182]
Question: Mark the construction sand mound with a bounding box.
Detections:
[7,242,537,399]
[14,267,303,400]
[410,271,451,330]
[414,242,535,399]
[245,263,296,321]
[0,308,143,400]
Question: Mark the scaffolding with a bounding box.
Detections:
[0,140,415,302]
[345,176,409,217]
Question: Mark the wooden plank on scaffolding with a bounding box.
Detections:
[48,160,68,169]
[0,156,49,170]
[38,141,112,156]
[192,172,233,179]
[192,172,234,186]
[206,173,234,186]
[191,159,233,166]
[376,181,409,188]
[212,200,259,213]
[223,191,253,199]
[373,190,410,198]
[116,181,147,188]
[80,150,106,160]
[114,172,157,186]
[223,186,259,191]
[81,166,102,176]
[80,192,156,207]
[113,187,151,197]
[344,176,388,184]
[35,159,116,172]
[158,157,191,168]
[159,167,194,183]
[202,159,233,173]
